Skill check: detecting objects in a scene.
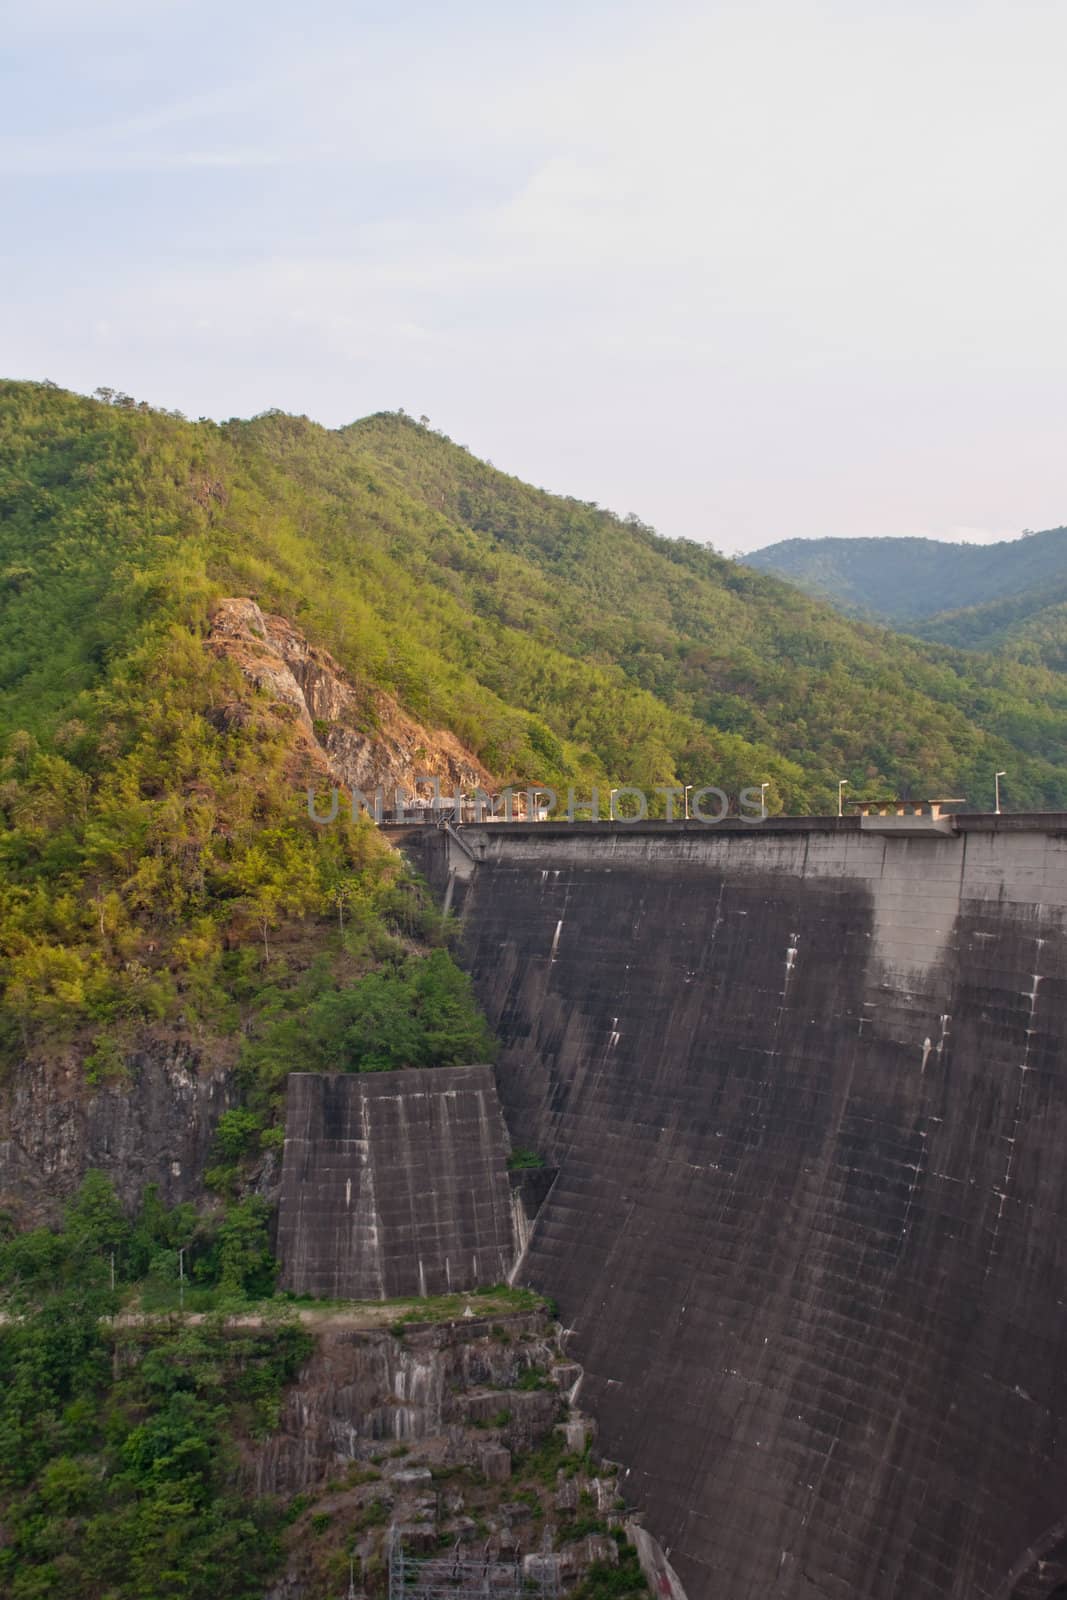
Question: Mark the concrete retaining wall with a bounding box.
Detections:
[276,1066,517,1299]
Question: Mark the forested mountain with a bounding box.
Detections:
[5,374,1067,1060]
[908,583,1067,671]
[744,528,1067,667]
[6,382,1067,815]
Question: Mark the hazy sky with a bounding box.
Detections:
[3,0,1065,551]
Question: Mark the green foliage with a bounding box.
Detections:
[747,528,1067,674]
[211,1108,264,1162]
[127,1184,200,1283]
[0,383,448,1051]
[507,1146,545,1171]
[568,1540,649,1600]
[0,1174,274,1316]
[349,1496,389,1532]
[746,527,1067,628]
[911,582,1067,672]
[286,948,495,1074]
[0,1177,311,1599]
[233,947,495,1101]
[515,1364,552,1390]
[209,1197,277,1300]
[562,1514,611,1541]
[513,1430,586,1487]
[64,1167,129,1257]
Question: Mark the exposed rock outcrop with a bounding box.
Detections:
[0,1037,237,1223]
[0,600,497,1224]
[250,1310,561,1497]
[245,1307,663,1600]
[208,598,493,801]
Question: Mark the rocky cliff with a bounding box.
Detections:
[238,1305,658,1600]
[208,597,492,800]
[0,1034,238,1222]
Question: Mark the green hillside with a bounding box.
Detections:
[6,380,1067,811]
[908,578,1067,670]
[743,528,1067,662]
[5,376,1067,1054]
[231,406,1067,811]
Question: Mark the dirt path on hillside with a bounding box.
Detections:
[109,1288,542,1332]
[0,1290,544,1332]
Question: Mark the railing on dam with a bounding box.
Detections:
[381,810,1067,838]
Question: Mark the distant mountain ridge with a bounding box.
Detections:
[742,527,1067,668]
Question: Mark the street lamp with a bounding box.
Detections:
[683,784,693,820]
[837,780,848,818]
[995,770,1006,815]
[609,788,617,821]
[760,782,769,818]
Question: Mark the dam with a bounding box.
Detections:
[384,814,1067,1600]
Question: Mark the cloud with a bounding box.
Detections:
[2,0,1066,545]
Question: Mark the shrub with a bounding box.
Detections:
[211,1108,263,1162]
[507,1147,545,1171]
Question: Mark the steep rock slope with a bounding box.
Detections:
[0,1034,236,1220]
[207,596,492,799]
[244,1307,656,1600]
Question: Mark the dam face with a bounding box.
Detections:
[391,817,1067,1600]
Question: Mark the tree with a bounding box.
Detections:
[214,1198,276,1300]
[64,1171,130,1266]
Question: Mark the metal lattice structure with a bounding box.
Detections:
[387,1531,557,1600]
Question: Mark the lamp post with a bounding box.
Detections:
[683,784,693,820]
[609,788,617,820]
[995,770,1006,815]
[837,780,848,818]
[760,782,769,818]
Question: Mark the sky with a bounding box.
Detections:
[2,0,1065,552]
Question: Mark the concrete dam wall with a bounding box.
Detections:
[277,1065,517,1299]
[390,816,1067,1600]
